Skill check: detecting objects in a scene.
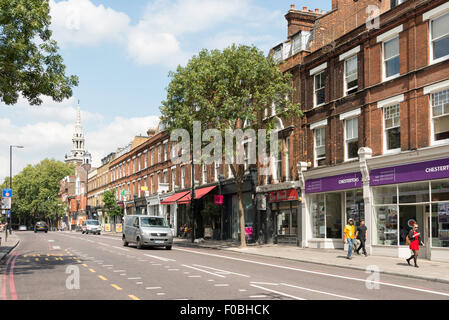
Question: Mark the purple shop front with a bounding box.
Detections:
[370,157,449,186]
[305,172,363,194]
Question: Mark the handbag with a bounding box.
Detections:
[405,235,411,245]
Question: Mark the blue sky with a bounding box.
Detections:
[0,0,331,179]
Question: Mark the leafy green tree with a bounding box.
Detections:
[160,44,301,247]
[0,0,78,105]
[12,159,74,226]
[103,189,123,232]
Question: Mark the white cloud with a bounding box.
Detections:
[49,0,130,47]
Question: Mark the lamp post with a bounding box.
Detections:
[9,145,24,235]
[249,166,258,244]
[218,174,225,240]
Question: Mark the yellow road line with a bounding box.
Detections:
[76,260,81,263]
[82,264,88,267]
[89,268,96,273]
[111,284,122,291]
[98,275,107,281]
[128,295,140,300]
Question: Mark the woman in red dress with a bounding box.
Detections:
[406,223,425,268]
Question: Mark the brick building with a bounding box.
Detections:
[261,0,449,262]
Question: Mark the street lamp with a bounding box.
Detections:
[218,174,225,240]
[8,145,24,235]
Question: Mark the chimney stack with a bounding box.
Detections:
[303,6,307,11]
[315,8,319,13]
[290,4,295,10]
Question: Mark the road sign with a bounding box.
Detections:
[7,211,10,218]
[2,189,12,198]
[1,197,11,210]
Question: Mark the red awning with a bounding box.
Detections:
[160,191,190,205]
[177,186,217,204]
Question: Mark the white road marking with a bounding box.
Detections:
[136,282,143,285]
[188,275,201,278]
[102,265,113,267]
[192,264,249,278]
[182,265,226,278]
[250,282,279,286]
[239,289,247,292]
[113,270,126,272]
[174,247,449,298]
[157,293,165,296]
[146,287,162,290]
[249,295,268,298]
[281,283,359,300]
[52,246,61,250]
[112,246,130,252]
[144,254,176,262]
[214,284,229,287]
[120,274,126,276]
[128,277,142,280]
[250,284,305,300]
[168,269,179,271]
[48,240,55,242]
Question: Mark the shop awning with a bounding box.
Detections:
[160,191,190,205]
[177,186,217,204]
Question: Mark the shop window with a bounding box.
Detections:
[314,71,325,107]
[374,205,398,245]
[431,11,449,61]
[181,167,185,189]
[383,36,400,80]
[310,192,342,239]
[345,117,358,160]
[383,104,401,152]
[373,185,398,204]
[344,55,358,95]
[285,137,290,181]
[202,163,207,184]
[431,203,449,248]
[431,180,449,201]
[345,189,365,225]
[275,202,298,236]
[172,169,176,189]
[314,127,326,166]
[310,194,325,239]
[431,89,449,142]
[398,182,429,203]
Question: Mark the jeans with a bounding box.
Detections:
[356,238,366,255]
[347,238,354,258]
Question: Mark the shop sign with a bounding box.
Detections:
[105,224,111,232]
[268,189,298,202]
[116,224,123,233]
[214,195,223,205]
[370,157,449,186]
[257,194,267,210]
[305,172,362,194]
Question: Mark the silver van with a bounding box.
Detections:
[123,215,173,250]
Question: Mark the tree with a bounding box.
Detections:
[0,0,78,105]
[11,159,74,226]
[103,189,122,232]
[160,44,302,247]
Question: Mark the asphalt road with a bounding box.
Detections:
[2,231,449,300]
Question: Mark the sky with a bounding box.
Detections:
[0,0,331,181]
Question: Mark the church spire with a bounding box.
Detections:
[65,99,91,165]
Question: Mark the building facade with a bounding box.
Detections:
[266,0,449,262]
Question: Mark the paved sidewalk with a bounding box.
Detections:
[174,238,449,284]
[0,232,20,262]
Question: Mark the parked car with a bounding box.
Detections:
[34,221,48,233]
[82,219,101,235]
[123,215,173,250]
[18,225,27,231]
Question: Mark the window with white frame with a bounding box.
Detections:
[273,142,282,182]
[314,127,326,166]
[285,137,290,181]
[292,33,302,55]
[344,55,358,95]
[181,166,185,189]
[158,145,162,162]
[163,143,168,161]
[202,163,207,184]
[138,155,141,171]
[150,176,154,194]
[345,117,359,160]
[391,0,406,8]
[150,149,153,166]
[431,88,449,142]
[383,104,401,151]
[172,168,176,188]
[314,71,325,107]
[144,152,147,168]
[214,162,220,181]
[383,36,400,79]
[431,11,449,61]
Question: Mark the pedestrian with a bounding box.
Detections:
[355,219,368,256]
[344,218,356,260]
[406,223,425,268]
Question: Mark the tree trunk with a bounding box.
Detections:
[237,180,247,248]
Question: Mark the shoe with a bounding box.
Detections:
[406,258,411,266]
[356,251,360,255]
[414,265,419,268]
[364,253,368,257]
[347,257,352,260]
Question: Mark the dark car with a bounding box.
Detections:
[34,221,48,233]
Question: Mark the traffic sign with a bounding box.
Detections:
[2,189,12,198]
[1,197,11,210]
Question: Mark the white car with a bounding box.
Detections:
[82,219,101,235]
[19,225,27,231]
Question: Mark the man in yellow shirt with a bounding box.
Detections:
[344,218,356,260]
